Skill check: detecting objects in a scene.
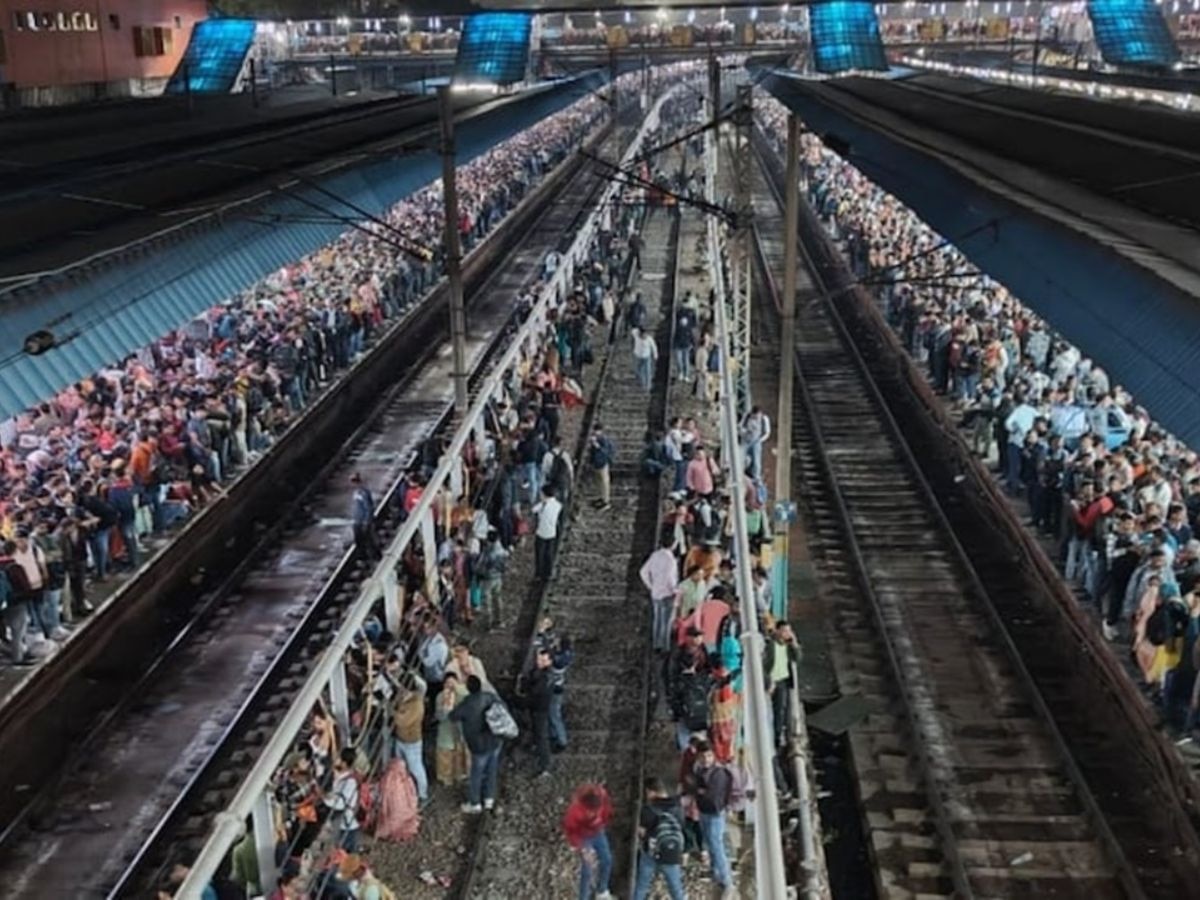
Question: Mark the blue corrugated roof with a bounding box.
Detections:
[0,73,603,420]
[761,70,1200,450]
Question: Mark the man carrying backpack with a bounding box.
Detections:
[669,650,713,751]
[450,675,504,813]
[633,777,687,900]
[543,436,575,509]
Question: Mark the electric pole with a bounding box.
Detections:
[438,85,469,417]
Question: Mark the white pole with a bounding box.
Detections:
[705,122,789,900]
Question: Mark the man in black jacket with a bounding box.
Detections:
[0,541,33,666]
[524,647,555,777]
[450,675,502,813]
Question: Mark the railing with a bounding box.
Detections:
[703,104,805,900]
[175,86,677,900]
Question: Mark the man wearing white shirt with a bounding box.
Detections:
[632,327,658,392]
[639,536,679,652]
[532,487,563,581]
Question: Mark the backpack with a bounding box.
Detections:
[2,560,31,598]
[680,676,711,732]
[589,437,612,470]
[548,451,570,492]
[485,699,520,739]
[724,763,751,813]
[648,808,685,863]
[1146,604,1171,646]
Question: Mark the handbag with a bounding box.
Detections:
[484,700,519,740]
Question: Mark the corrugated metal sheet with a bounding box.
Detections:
[761,70,1200,449]
[0,73,603,420]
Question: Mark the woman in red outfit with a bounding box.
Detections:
[561,783,615,900]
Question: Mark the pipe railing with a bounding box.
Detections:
[174,84,676,900]
[703,108,792,900]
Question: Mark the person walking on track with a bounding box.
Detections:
[563,783,616,900]
[350,473,381,561]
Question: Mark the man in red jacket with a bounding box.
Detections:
[562,783,614,900]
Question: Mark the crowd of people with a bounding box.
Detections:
[0,87,625,670]
[187,69,801,900]
[180,94,676,895]
[759,95,1200,742]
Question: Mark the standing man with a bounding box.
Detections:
[450,674,503,813]
[632,327,659,393]
[350,473,380,561]
[532,486,563,581]
[640,535,680,653]
[1004,391,1037,496]
[740,406,771,481]
[0,540,33,666]
[632,778,687,900]
[589,424,616,511]
[673,303,696,383]
[543,435,576,509]
[562,783,615,900]
[766,622,801,747]
[692,742,735,899]
[525,646,556,777]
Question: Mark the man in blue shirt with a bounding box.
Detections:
[350,472,380,561]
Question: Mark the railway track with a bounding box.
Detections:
[748,129,1200,898]
[457,189,682,897]
[0,124,628,900]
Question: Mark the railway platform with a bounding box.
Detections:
[6,45,1200,900]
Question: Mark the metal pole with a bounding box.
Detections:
[609,47,619,122]
[249,57,258,108]
[184,61,193,118]
[438,84,469,417]
[731,83,753,417]
[708,53,721,123]
[330,52,337,96]
[773,115,800,609]
[705,129,789,900]
[250,791,279,897]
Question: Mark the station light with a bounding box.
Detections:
[656,7,668,21]
[624,10,632,23]
[688,8,696,22]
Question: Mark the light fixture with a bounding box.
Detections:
[656,7,668,22]
[688,9,696,23]
[750,6,759,20]
[624,10,632,23]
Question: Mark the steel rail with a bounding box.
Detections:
[752,123,1150,900]
[175,88,677,900]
